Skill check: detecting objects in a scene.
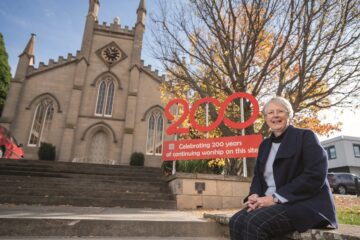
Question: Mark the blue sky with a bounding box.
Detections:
[0,0,158,76]
[0,0,359,139]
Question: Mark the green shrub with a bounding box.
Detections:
[177,160,210,173]
[161,161,178,176]
[162,160,223,175]
[130,152,144,166]
[38,142,56,161]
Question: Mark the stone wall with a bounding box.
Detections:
[167,172,251,209]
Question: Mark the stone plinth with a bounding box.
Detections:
[204,212,360,240]
[167,172,251,209]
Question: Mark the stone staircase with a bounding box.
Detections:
[0,159,176,209]
[0,159,227,239]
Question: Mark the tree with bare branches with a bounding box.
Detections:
[150,0,360,175]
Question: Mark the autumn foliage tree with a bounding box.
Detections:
[0,33,11,116]
[150,0,360,175]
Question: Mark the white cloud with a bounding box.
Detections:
[44,9,54,17]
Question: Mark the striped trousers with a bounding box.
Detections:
[229,204,295,240]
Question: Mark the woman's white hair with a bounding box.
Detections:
[262,96,294,118]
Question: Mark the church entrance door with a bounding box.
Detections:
[88,131,107,164]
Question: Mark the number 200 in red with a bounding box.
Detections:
[164,92,260,135]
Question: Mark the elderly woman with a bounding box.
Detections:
[229,96,337,240]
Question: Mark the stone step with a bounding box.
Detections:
[0,178,171,194]
[0,219,225,237]
[0,187,175,200]
[0,159,163,174]
[0,170,166,182]
[0,173,169,184]
[0,196,177,208]
[0,205,226,237]
[0,181,172,194]
[0,165,164,177]
[0,159,175,209]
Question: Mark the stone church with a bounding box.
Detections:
[0,0,172,167]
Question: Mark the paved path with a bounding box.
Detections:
[0,204,209,221]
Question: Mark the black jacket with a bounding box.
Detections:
[249,125,338,232]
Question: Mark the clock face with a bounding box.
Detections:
[97,43,126,67]
[101,47,121,63]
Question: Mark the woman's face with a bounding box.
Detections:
[264,102,290,136]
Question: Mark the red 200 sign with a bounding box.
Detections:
[165,92,259,135]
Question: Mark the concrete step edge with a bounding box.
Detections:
[0,176,170,186]
[0,219,226,237]
[0,159,163,172]
[0,167,164,177]
[0,186,172,194]
[0,197,177,209]
[0,191,175,200]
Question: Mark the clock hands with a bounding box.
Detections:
[102,47,121,62]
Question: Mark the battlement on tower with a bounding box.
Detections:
[27,51,80,76]
[140,60,165,82]
[94,20,135,36]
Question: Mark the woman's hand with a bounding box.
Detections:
[245,194,259,212]
[256,196,276,208]
[245,195,275,212]
[245,194,259,205]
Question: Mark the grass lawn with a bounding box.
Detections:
[337,207,360,225]
[334,195,360,226]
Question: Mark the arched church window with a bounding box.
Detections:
[95,82,106,115]
[146,110,164,155]
[146,115,155,154]
[28,98,54,146]
[95,76,115,117]
[105,82,115,116]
